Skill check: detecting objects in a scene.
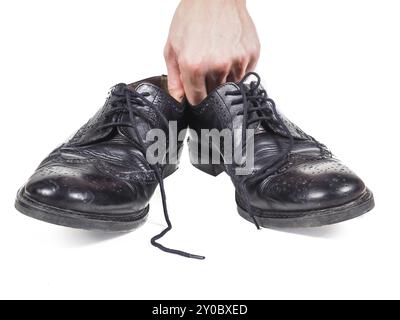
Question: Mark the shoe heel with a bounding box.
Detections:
[188,137,225,177]
[192,162,224,177]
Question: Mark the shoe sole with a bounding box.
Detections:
[236,189,374,228]
[15,187,148,232]
[191,161,375,228]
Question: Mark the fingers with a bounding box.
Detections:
[205,61,230,93]
[166,43,208,105]
[164,45,185,102]
[227,55,248,83]
[246,42,261,73]
[246,55,258,74]
[226,48,260,83]
[180,62,208,106]
[180,56,248,105]
[164,45,260,105]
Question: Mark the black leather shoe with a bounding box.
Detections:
[16,75,204,259]
[16,76,185,232]
[188,72,374,228]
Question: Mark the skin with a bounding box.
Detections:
[164,0,260,105]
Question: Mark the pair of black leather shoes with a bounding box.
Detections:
[15,73,374,259]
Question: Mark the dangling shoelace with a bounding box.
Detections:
[93,86,205,260]
[225,72,295,229]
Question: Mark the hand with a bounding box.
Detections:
[164,0,260,105]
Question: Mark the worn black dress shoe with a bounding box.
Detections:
[188,72,374,228]
[16,76,204,259]
[16,76,185,231]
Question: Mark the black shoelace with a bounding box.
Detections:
[93,86,205,260]
[225,72,295,229]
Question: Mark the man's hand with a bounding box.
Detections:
[164,0,260,105]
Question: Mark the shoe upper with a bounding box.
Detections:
[188,73,367,214]
[22,76,187,215]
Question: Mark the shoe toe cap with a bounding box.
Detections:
[258,159,366,211]
[23,165,150,214]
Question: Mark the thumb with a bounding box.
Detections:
[165,53,185,102]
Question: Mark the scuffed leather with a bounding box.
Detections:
[189,82,367,213]
[23,76,186,215]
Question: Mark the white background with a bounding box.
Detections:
[0,0,399,300]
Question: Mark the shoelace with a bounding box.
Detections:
[225,72,295,229]
[93,86,205,260]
